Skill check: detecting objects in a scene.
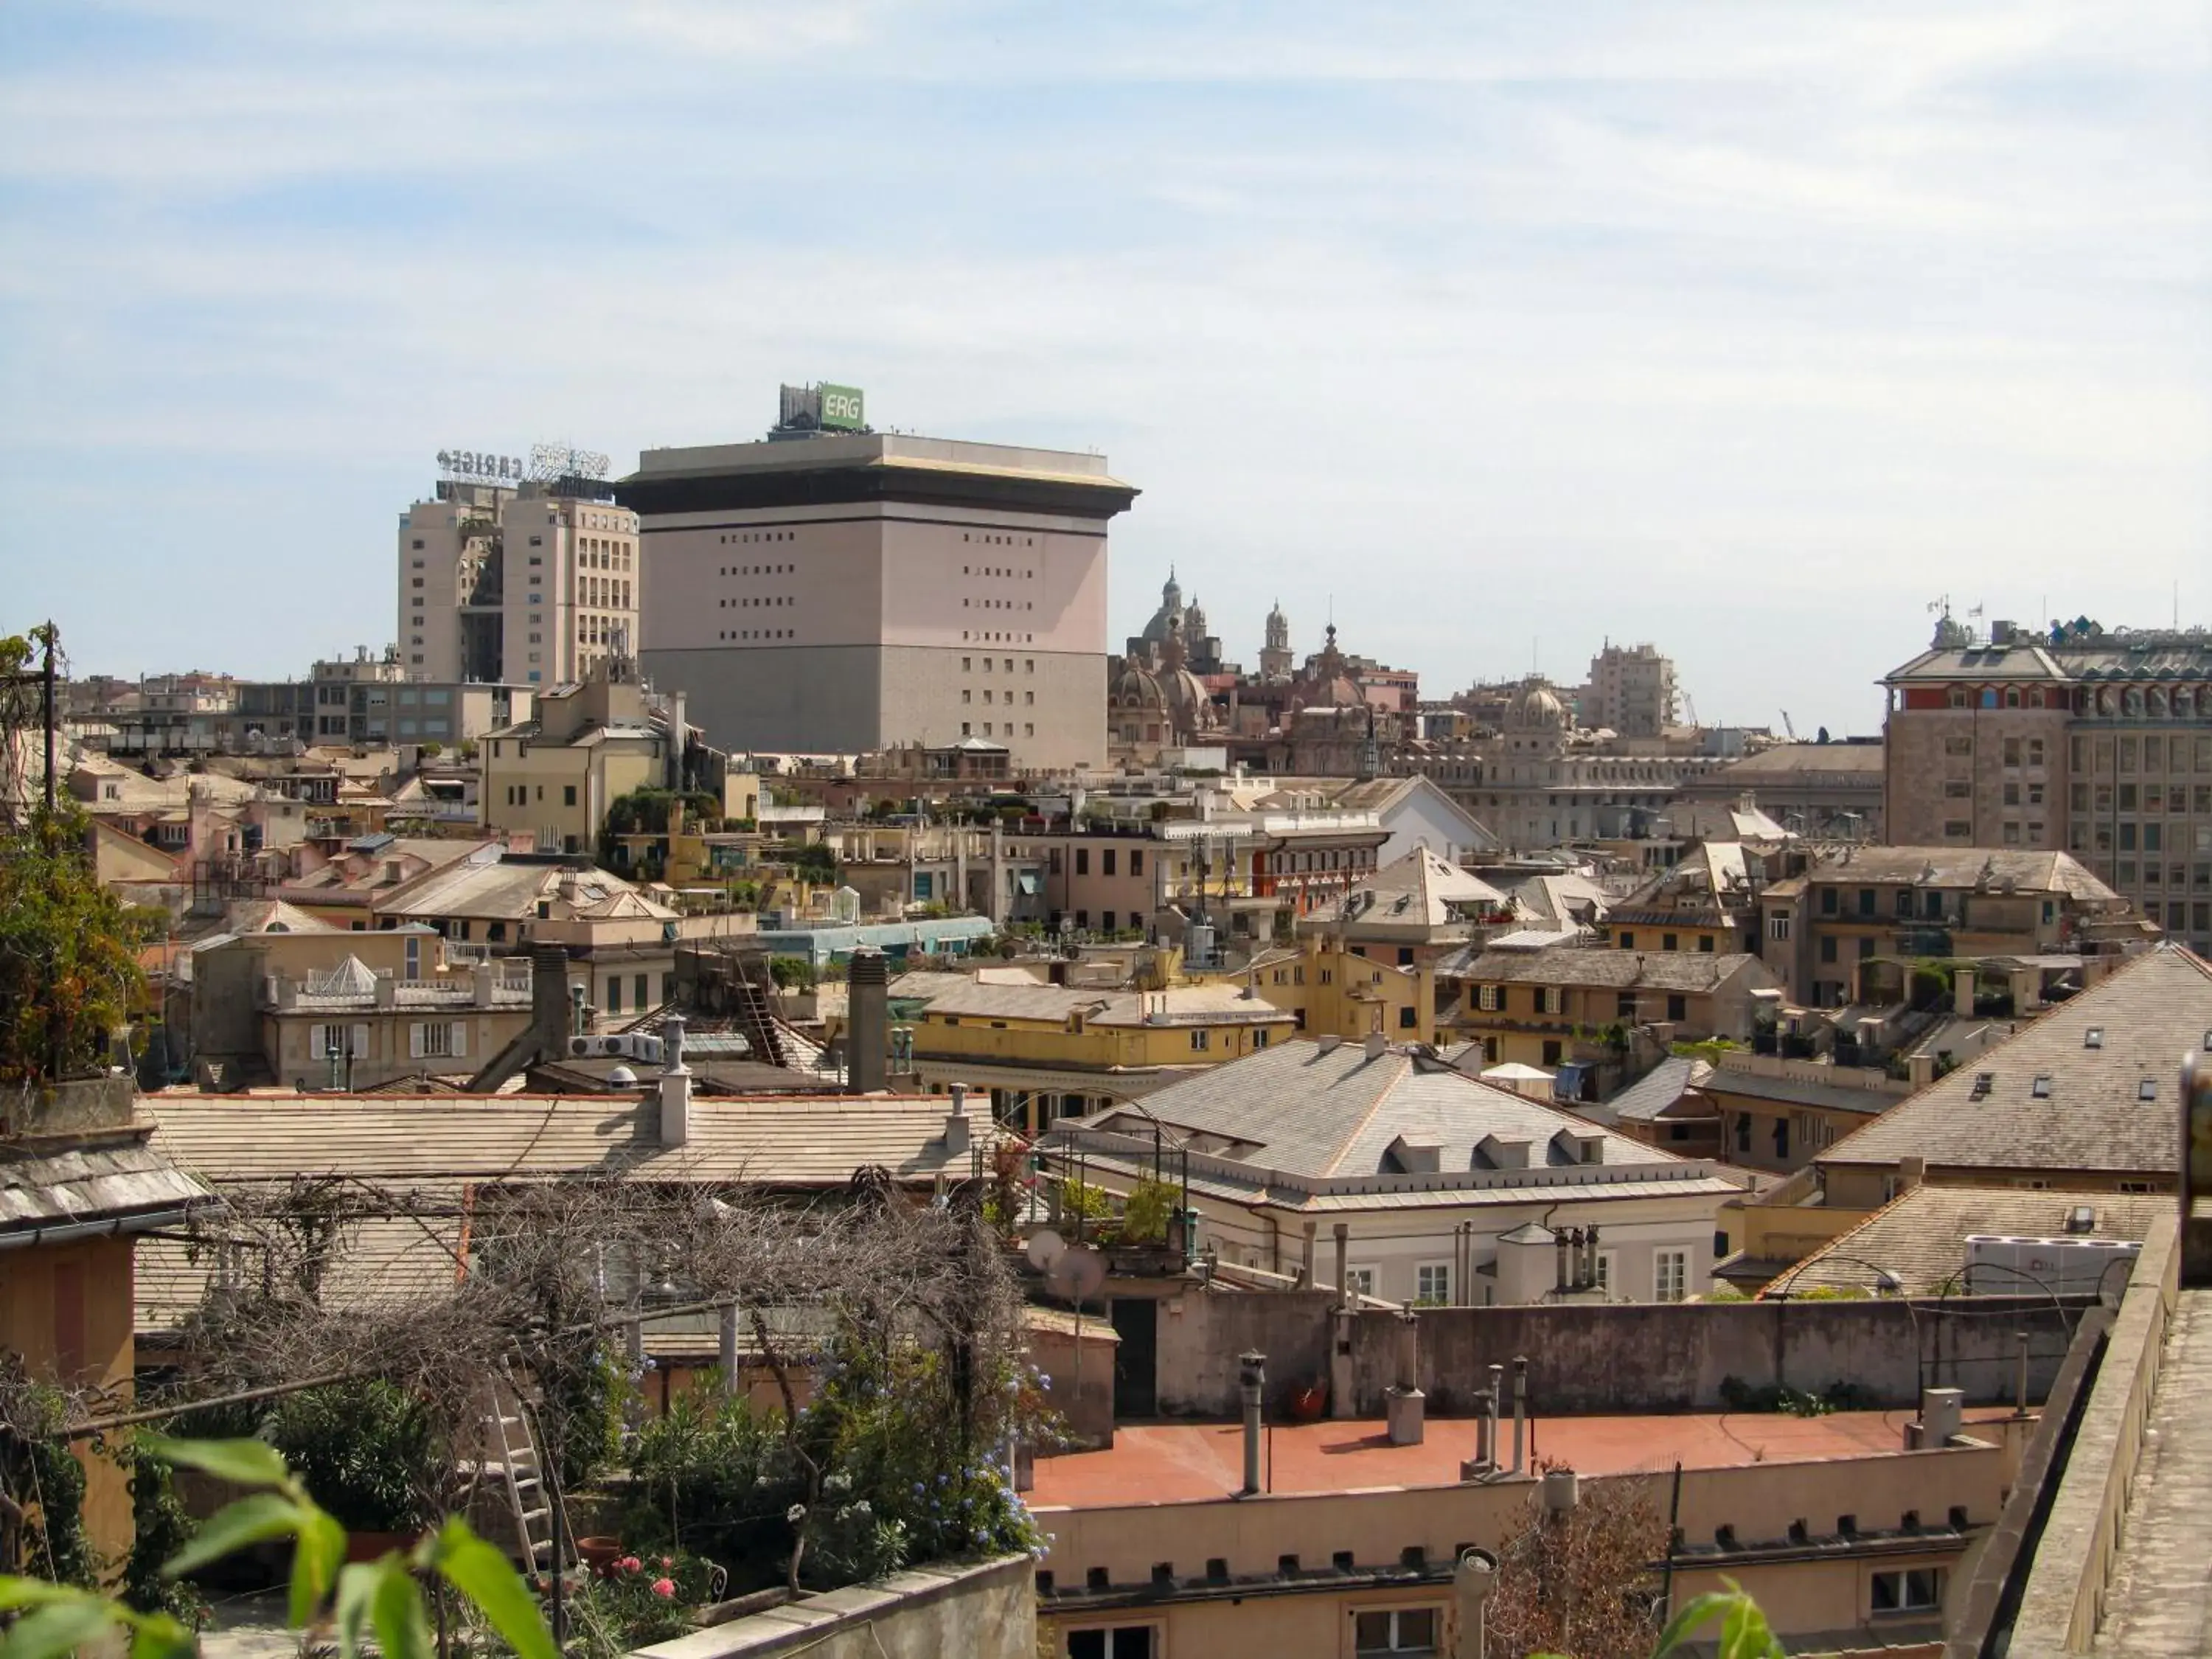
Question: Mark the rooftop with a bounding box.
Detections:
[1446,943,1766,993]
[1028,1407,2014,1509]
[1071,1040,1728,1196]
[1795,846,2119,902]
[1773,1182,2172,1295]
[1817,945,2212,1177]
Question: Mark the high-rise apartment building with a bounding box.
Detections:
[1882,615,2212,955]
[622,407,1135,768]
[399,476,639,688]
[1584,641,1679,739]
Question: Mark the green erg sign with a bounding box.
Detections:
[820,383,866,431]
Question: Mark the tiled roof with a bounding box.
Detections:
[1599,1056,1714,1124]
[1700,1065,1905,1118]
[1815,945,2212,1177]
[919,981,1293,1029]
[1795,847,2118,902]
[1770,1183,2172,1295]
[1086,1040,1669,1180]
[145,1092,993,1191]
[1,1139,212,1235]
[1450,945,1767,994]
[1713,742,1886,777]
[1324,848,1509,930]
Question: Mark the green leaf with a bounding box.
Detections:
[0,1580,94,1613]
[0,1596,118,1659]
[332,1562,384,1659]
[1653,1588,1745,1656]
[288,1504,348,1626]
[139,1433,291,1491]
[369,1557,436,1659]
[428,1519,557,1659]
[128,1614,198,1659]
[161,1491,303,1579]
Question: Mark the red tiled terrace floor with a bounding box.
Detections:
[1029,1407,2016,1509]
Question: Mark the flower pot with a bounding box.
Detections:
[577,1536,624,1577]
[345,1531,411,1564]
[1288,1382,1328,1423]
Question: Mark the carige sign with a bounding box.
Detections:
[776,383,867,434]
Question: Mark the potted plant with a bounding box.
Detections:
[268,1379,434,1559]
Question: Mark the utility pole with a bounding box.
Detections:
[41,620,56,815]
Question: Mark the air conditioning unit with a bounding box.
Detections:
[568,1034,664,1063]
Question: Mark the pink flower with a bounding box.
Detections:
[660,1556,674,1569]
[617,1557,641,1573]
[651,1578,676,1599]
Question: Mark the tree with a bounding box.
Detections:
[0,807,149,1083]
[1485,1468,1670,1659]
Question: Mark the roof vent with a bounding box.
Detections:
[2084,1027,2104,1049]
[2137,1079,2157,1102]
[2031,1075,2051,1099]
[1970,1073,1994,1099]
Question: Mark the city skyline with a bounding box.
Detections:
[3,1,2207,732]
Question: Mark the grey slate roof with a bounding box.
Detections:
[1816,945,2212,1177]
[1449,945,1765,993]
[1700,1065,1904,1119]
[1794,846,2118,902]
[1,1139,212,1236]
[1088,1040,1667,1178]
[1773,1183,2172,1295]
[1599,1056,1715,1124]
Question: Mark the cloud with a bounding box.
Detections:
[0,0,2205,731]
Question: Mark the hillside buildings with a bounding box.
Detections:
[622,398,1135,770]
[1882,613,2212,957]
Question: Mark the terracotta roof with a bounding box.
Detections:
[1815,945,2212,1178]
[1795,847,2118,902]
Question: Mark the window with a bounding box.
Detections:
[1102,849,1116,876]
[1767,914,1790,942]
[1655,1249,1688,1304]
[1871,1569,1943,1614]
[1076,848,1090,876]
[1414,1265,1450,1306]
[1618,931,1635,950]
[1666,994,1687,1022]
[563,785,577,807]
[409,1021,465,1060]
[1354,1608,1439,1655]
[1066,1627,1157,1659]
[1189,1029,1211,1051]
[1129,849,1144,876]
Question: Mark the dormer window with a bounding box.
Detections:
[2138,1079,2157,1102]
[2031,1076,2051,1099]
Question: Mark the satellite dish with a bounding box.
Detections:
[1048,1246,1107,1304]
[1026,1228,1067,1272]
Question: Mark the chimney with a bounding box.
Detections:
[1917,1386,1964,1448]
[1899,1155,1925,1193]
[1317,1034,1343,1054]
[1452,1548,1499,1659]
[1238,1351,1267,1495]
[944,1082,972,1155]
[658,1011,692,1147]
[532,943,570,1059]
[1363,1031,1388,1062]
[1953,967,1977,1018]
[1583,1224,1601,1288]
[471,961,495,1007]
[1385,1312,1425,1446]
[373,971,397,1011]
[846,946,889,1093]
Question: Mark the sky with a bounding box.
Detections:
[1,2,2208,736]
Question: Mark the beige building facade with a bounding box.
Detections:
[1882,616,2212,956]
[625,429,1133,769]
[400,478,639,688]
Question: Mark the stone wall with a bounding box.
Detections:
[1153,1290,2084,1418]
[633,1555,1034,1659]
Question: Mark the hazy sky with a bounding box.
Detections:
[3,2,2207,734]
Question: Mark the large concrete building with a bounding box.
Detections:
[1582,639,1678,738]
[400,474,639,689]
[622,408,1135,770]
[1882,614,2212,956]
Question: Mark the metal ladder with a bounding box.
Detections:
[481,1376,563,1582]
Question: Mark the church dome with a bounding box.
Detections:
[1112,654,1167,710]
[1140,568,1185,647]
[1507,678,1568,731]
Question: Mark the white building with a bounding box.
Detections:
[1054,1037,1745,1307]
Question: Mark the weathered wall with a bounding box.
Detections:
[1155,1288,1336,1417]
[633,1555,1034,1659]
[1155,1293,2083,1417]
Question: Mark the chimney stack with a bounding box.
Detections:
[1954,967,1978,1019]
[1364,1031,1388,1062]
[531,944,570,1059]
[846,947,889,1093]
[944,1082,972,1156]
[1238,1351,1267,1495]
[658,1011,692,1146]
